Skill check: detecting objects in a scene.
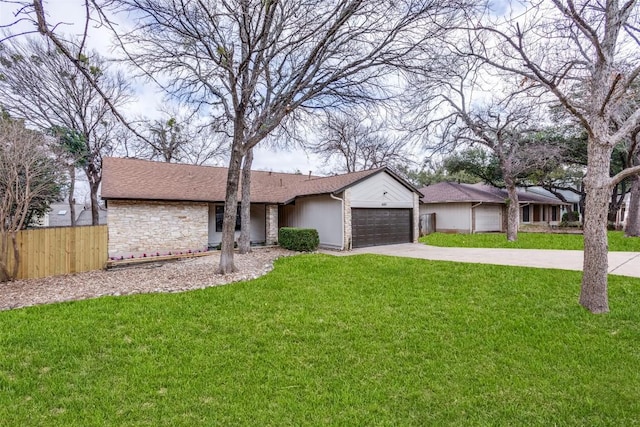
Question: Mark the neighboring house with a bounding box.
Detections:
[101,157,422,256]
[76,207,108,226]
[418,182,568,234]
[524,186,582,221]
[44,202,84,227]
[38,202,107,227]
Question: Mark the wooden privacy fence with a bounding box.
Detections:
[419,213,436,236]
[6,225,108,280]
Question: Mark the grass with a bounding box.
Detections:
[2,254,640,425]
[420,230,640,251]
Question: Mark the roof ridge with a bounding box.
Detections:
[453,182,479,199]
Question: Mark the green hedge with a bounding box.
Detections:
[562,211,580,222]
[278,227,320,252]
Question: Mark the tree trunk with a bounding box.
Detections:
[68,166,76,227]
[218,143,245,274]
[84,163,101,226]
[607,183,626,229]
[505,180,519,242]
[238,148,253,254]
[579,180,586,221]
[580,142,612,314]
[625,175,640,237]
[89,180,100,225]
[0,263,8,282]
[0,233,10,282]
[10,231,19,280]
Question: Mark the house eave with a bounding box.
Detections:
[333,167,423,196]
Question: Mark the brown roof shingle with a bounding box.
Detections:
[101,157,417,204]
[419,182,504,203]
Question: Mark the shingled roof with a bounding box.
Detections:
[419,182,568,205]
[419,182,504,203]
[101,157,417,204]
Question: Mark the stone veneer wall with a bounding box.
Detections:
[108,200,208,256]
[265,204,279,245]
[413,193,420,242]
[343,189,352,250]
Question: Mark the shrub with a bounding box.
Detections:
[279,227,319,252]
[562,211,580,222]
[213,241,238,250]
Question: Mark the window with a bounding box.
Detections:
[522,205,530,222]
[551,206,559,221]
[215,205,241,232]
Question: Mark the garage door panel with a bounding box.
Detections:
[475,205,502,232]
[352,208,412,248]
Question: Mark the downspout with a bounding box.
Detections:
[471,202,482,234]
[330,192,345,250]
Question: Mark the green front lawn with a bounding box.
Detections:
[420,231,640,251]
[2,254,640,425]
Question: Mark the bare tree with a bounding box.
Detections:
[48,126,89,226]
[410,57,561,241]
[465,0,640,313]
[237,147,253,254]
[88,0,467,273]
[133,109,228,165]
[626,159,640,235]
[0,36,130,225]
[0,118,63,282]
[616,86,640,236]
[308,111,415,174]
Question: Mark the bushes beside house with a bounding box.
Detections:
[279,227,319,252]
[560,211,581,228]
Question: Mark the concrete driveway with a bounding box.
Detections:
[323,243,640,278]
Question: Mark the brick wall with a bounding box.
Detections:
[343,189,352,250]
[107,200,208,256]
[265,204,278,245]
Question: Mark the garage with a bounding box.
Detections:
[351,208,412,248]
[474,204,502,232]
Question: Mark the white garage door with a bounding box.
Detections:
[475,205,502,232]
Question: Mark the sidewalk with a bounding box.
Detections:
[321,243,640,278]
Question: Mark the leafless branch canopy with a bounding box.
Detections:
[308,110,415,173]
[98,0,467,151]
[0,118,62,281]
[129,107,229,165]
[0,35,131,224]
[468,1,640,147]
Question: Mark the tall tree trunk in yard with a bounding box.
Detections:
[580,142,613,314]
[68,166,76,227]
[218,142,245,274]
[0,232,20,282]
[85,159,102,226]
[10,232,19,280]
[625,175,640,237]
[505,178,519,242]
[238,148,253,254]
[89,180,100,225]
